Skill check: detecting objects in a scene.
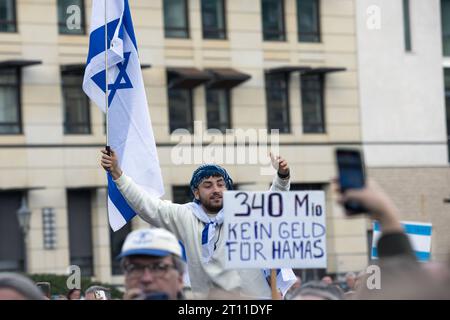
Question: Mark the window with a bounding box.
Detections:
[110,223,132,275]
[403,0,412,51]
[67,189,94,277]
[206,89,231,133]
[201,0,226,39]
[265,73,290,133]
[168,88,193,133]
[0,0,16,32]
[164,0,189,38]
[57,0,86,35]
[62,72,91,134]
[297,0,320,42]
[0,192,24,272]
[0,68,21,134]
[301,74,325,133]
[442,0,450,56]
[445,69,450,162]
[262,0,285,41]
[172,185,192,204]
[290,183,325,191]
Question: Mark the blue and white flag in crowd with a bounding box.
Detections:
[371,221,432,262]
[83,0,164,231]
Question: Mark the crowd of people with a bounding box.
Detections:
[1,150,449,300]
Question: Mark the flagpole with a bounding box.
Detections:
[105,0,110,156]
[271,269,281,300]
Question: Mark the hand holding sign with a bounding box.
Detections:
[334,179,402,234]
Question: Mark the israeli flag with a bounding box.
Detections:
[371,221,432,262]
[83,0,164,231]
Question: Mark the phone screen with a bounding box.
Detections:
[336,149,365,191]
[336,149,367,215]
[94,290,107,300]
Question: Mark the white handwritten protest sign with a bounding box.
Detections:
[224,191,327,269]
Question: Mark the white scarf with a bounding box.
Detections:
[187,202,296,296]
[187,202,224,264]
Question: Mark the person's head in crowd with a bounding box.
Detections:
[67,288,81,300]
[321,275,333,285]
[421,261,450,283]
[288,281,344,300]
[345,272,356,291]
[0,273,45,300]
[190,164,233,214]
[119,228,185,300]
[84,286,110,300]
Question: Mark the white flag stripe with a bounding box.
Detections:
[83,0,164,231]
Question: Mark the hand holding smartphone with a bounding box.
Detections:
[335,148,368,215]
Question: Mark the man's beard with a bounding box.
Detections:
[199,194,223,213]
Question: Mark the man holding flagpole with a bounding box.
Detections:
[83,0,164,232]
[86,0,296,299]
[101,148,296,299]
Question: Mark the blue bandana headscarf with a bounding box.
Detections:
[189,164,233,203]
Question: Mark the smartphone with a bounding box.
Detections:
[94,290,107,300]
[335,148,367,214]
[36,282,51,299]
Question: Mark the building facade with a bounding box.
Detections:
[356,0,450,262]
[1,0,371,286]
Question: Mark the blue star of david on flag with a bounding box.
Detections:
[83,0,165,232]
[91,52,133,106]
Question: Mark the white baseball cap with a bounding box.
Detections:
[118,228,182,259]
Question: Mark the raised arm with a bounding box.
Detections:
[269,153,291,192]
[100,149,187,237]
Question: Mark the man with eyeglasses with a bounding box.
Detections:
[119,228,185,300]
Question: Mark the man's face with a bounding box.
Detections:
[194,176,227,213]
[69,289,81,300]
[124,255,183,300]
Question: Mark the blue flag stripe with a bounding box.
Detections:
[373,222,431,236]
[86,0,137,65]
[107,173,136,222]
[86,19,120,65]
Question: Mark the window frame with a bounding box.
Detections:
[201,0,227,40]
[168,88,194,133]
[163,0,190,39]
[0,0,17,33]
[0,67,22,135]
[297,0,321,43]
[262,0,286,42]
[172,185,193,204]
[403,0,412,52]
[442,0,450,56]
[57,0,86,35]
[300,73,326,134]
[444,68,450,162]
[206,88,231,133]
[61,71,92,135]
[265,72,291,134]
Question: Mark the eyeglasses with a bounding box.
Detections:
[123,262,177,278]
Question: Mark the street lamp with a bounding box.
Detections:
[17,196,31,273]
